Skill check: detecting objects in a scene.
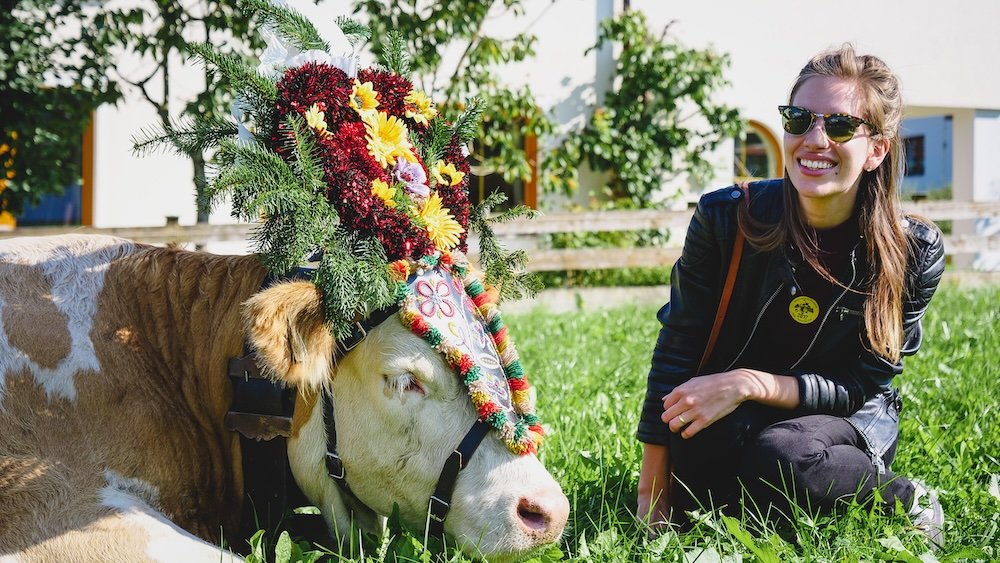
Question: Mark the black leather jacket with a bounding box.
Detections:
[637,179,946,445]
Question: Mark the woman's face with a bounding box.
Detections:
[783,76,888,226]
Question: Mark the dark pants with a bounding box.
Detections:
[669,403,916,522]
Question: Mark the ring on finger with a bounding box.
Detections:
[677,415,687,425]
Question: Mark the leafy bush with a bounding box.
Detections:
[542,10,741,208]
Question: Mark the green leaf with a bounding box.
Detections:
[721,516,780,563]
[246,529,267,563]
[274,531,292,563]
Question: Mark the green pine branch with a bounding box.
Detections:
[130,116,238,157]
[335,16,371,50]
[285,114,328,196]
[380,31,410,77]
[245,0,329,53]
[414,119,452,166]
[187,42,278,103]
[470,192,541,302]
[313,231,395,341]
[452,97,485,147]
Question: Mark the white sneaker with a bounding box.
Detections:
[909,480,945,549]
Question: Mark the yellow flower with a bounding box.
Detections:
[404,90,437,125]
[419,192,464,250]
[0,144,8,155]
[431,160,465,187]
[350,80,380,116]
[362,111,417,168]
[371,178,397,208]
[304,104,328,135]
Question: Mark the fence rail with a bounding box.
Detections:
[2,200,998,272]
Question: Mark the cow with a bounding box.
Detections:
[0,234,569,561]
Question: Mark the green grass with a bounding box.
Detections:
[510,284,1000,562]
[264,285,999,562]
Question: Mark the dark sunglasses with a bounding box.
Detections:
[778,105,879,143]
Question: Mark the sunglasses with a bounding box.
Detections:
[778,105,879,143]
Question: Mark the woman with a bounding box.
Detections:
[636,45,946,544]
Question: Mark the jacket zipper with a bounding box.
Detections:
[835,306,863,321]
[789,248,858,371]
[723,282,784,372]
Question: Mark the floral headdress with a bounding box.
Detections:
[133,0,541,454]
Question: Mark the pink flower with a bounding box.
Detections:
[393,160,429,198]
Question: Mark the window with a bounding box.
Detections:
[734,120,782,182]
[904,135,925,176]
[468,133,537,211]
[6,116,93,227]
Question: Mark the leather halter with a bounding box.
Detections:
[226,269,493,544]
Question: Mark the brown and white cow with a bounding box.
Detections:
[0,235,568,562]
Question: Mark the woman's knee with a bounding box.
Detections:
[738,418,832,489]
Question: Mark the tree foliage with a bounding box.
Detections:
[0,0,121,214]
[354,0,552,197]
[543,10,742,208]
[105,0,263,222]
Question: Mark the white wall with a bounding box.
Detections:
[629,0,1000,198]
[972,110,1000,269]
[91,0,1000,228]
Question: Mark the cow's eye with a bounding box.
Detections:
[384,373,426,397]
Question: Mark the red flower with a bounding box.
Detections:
[276,63,354,126]
[357,69,415,124]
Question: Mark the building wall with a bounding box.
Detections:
[88,0,1000,230]
[900,116,953,196]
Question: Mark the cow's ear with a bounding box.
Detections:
[242,281,335,391]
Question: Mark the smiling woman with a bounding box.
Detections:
[637,44,947,551]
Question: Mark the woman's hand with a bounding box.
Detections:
[662,370,751,438]
[662,368,800,438]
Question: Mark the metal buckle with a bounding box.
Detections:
[338,322,367,355]
[427,495,449,522]
[326,452,345,480]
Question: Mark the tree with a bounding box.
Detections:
[355,0,551,207]
[106,0,262,223]
[542,10,742,208]
[0,0,121,215]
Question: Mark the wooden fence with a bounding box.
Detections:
[2,200,998,272]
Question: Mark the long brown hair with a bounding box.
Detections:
[738,44,910,362]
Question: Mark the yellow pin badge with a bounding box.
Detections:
[789,296,820,324]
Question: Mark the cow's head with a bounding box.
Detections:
[243,279,569,559]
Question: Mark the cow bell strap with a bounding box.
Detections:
[424,420,492,541]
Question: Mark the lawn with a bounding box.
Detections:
[509,283,999,562]
[271,284,999,562]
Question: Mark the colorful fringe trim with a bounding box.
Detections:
[396,251,544,455]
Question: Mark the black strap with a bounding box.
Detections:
[228,269,314,544]
[424,421,492,540]
[333,303,402,361]
[322,392,348,488]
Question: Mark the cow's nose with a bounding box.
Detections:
[516,490,570,542]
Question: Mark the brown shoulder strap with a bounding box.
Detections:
[696,183,748,375]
